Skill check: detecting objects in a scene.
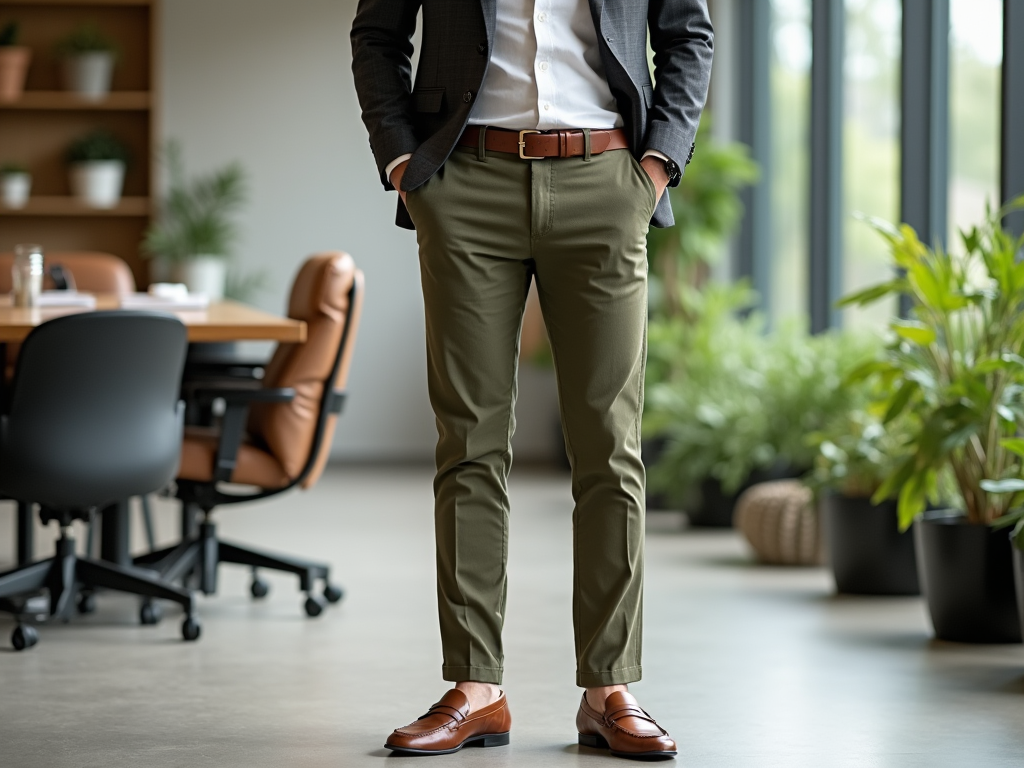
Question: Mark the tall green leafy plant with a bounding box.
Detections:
[143,141,246,262]
[646,118,759,319]
[840,197,1024,529]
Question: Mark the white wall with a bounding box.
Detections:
[161,0,559,462]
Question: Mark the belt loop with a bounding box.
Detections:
[582,129,592,162]
[477,125,488,162]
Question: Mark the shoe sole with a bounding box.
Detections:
[579,732,677,761]
[384,732,510,755]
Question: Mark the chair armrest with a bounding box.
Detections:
[195,387,297,405]
[203,388,295,483]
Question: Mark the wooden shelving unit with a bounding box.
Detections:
[0,90,151,110]
[0,196,150,217]
[0,0,159,285]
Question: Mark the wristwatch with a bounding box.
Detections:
[663,157,682,188]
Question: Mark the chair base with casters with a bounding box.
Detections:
[136,492,343,617]
[0,508,201,651]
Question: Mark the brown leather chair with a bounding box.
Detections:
[0,251,136,295]
[136,253,364,617]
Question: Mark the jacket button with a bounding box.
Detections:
[477,43,487,55]
[463,91,473,103]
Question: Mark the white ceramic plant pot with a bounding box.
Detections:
[1,172,31,209]
[70,161,125,209]
[171,256,227,301]
[62,52,116,100]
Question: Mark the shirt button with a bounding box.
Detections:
[537,12,547,22]
[543,103,551,111]
[539,62,549,72]
[463,91,473,103]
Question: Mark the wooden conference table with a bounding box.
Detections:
[0,295,307,569]
[0,294,307,344]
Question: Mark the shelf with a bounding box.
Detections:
[0,1,153,6]
[0,91,151,111]
[0,196,151,217]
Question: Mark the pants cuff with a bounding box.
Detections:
[576,665,642,687]
[442,665,504,685]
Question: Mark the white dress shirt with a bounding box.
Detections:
[469,0,623,131]
[387,0,663,182]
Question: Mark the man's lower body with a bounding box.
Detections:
[387,138,675,759]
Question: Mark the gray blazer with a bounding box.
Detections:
[351,0,714,229]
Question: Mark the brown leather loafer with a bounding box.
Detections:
[577,691,677,760]
[384,689,512,755]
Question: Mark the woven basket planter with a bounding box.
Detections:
[734,480,823,566]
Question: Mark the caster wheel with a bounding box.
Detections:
[323,584,344,604]
[12,624,39,651]
[250,579,270,599]
[140,601,163,626]
[77,592,97,615]
[181,617,202,642]
[304,594,326,617]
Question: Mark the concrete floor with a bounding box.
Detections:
[1,466,1023,767]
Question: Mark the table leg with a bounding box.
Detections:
[17,501,33,565]
[181,502,200,541]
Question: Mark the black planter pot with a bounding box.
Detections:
[642,436,672,510]
[1014,543,1024,643]
[914,511,1021,643]
[823,494,919,595]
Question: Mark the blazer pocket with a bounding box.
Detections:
[412,87,446,113]
[641,84,654,110]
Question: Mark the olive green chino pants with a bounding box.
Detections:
[405,143,657,688]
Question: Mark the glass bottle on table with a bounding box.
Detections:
[12,244,44,308]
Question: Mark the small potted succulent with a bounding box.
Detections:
[0,21,31,102]
[1,162,31,208]
[143,141,246,300]
[56,22,118,100]
[808,406,920,595]
[841,198,1024,643]
[66,130,129,209]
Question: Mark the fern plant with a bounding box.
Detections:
[143,141,246,262]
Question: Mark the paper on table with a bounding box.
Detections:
[0,291,98,308]
[119,292,211,310]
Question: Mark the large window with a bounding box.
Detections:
[949,0,1003,245]
[842,0,901,330]
[769,0,811,325]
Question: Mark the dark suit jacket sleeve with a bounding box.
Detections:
[350,0,423,190]
[645,0,714,169]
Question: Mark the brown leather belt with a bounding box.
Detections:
[457,127,630,160]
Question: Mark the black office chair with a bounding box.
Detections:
[0,312,199,650]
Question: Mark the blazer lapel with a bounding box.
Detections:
[479,0,496,42]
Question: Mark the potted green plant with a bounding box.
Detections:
[56,22,118,100]
[143,141,246,300]
[640,119,758,502]
[0,21,31,103]
[1,161,31,209]
[840,198,1024,642]
[644,282,878,526]
[66,130,129,209]
[809,406,920,595]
